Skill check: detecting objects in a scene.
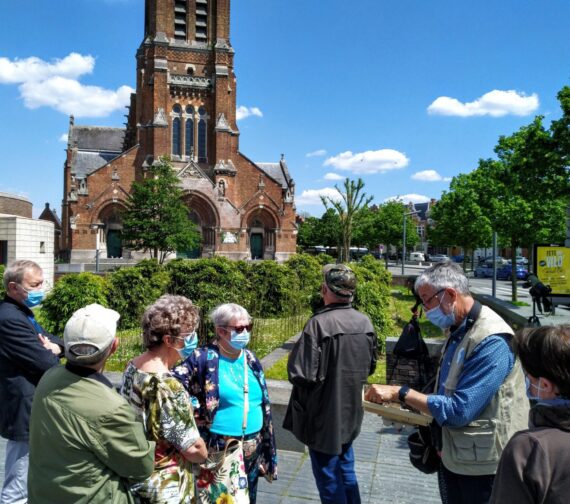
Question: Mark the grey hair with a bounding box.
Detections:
[3,260,42,290]
[414,262,470,296]
[210,303,251,329]
[141,294,200,349]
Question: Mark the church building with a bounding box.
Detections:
[61,0,297,263]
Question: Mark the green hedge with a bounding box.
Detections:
[38,254,393,351]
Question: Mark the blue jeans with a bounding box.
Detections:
[309,443,361,504]
[1,439,29,504]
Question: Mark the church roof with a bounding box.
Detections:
[71,126,125,152]
[72,151,122,178]
[69,125,125,177]
[256,160,293,190]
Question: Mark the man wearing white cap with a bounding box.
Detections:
[28,304,155,504]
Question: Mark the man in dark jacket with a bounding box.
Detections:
[0,260,63,503]
[284,264,377,504]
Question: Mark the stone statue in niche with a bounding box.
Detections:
[218,180,226,197]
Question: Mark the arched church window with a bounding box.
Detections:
[198,106,207,162]
[172,105,182,156]
[185,105,194,157]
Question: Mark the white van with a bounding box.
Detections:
[410,252,425,262]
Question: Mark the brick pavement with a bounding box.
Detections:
[0,412,440,503]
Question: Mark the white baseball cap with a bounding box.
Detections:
[64,304,120,364]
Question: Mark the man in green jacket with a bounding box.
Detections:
[28,304,155,503]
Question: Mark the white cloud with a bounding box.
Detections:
[0,53,133,118]
[324,149,409,174]
[236,105,263,121]
[0,53,94,84]
[306,149,327,158]
[296,187,343,206]
[59,133,68,143]
[324,172,344,181]
[427,89,539,117]
[411,170,449,182]
[385,194,431,204]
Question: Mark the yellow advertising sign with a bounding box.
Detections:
[536,246,570,295]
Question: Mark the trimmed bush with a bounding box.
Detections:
[107,260,170,329]
[284,253,323,310]
[39,273,109,334]
[166,256,247,316]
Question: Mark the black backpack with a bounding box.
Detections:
[389,316,433,388]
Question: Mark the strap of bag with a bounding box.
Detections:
[242,351,249,438]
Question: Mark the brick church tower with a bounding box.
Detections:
[61,0,297,263]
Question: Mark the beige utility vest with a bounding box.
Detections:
[437,305,529,476]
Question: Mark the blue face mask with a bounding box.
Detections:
[24,289,45,308]
[425,294,455,329]
[230,329,250,350]
[525,375,547,402]
[177,331,198,359]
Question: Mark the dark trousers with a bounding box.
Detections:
[309,443,361,504]
[438,463,495,504]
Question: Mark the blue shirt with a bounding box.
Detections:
[427,319,515,427]
[210,353,263,436]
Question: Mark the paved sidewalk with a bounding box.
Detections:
[0,412,440,503]
[256,412,440,504]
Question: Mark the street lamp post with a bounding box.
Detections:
[402,210,419,275]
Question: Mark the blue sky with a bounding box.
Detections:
[1,0,569,217]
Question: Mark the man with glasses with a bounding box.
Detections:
[366,262,528,504]
[284,264,378,504]
[0,260,63,503]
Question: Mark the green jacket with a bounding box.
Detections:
[28,365,155,504]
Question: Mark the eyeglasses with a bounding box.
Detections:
[421,289,446,308]
[224,324,253,333]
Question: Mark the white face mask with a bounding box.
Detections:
[525,376,547,402]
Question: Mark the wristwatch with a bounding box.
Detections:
[398,384,411,404]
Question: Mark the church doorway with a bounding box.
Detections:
[250,233,263,260]
[107,229,123,258]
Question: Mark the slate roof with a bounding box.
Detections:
[255,160,293,190]
[71,126,125,152]
[69,126,125,177]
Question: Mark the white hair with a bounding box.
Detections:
[415,262,470,296]
[210,303,251,328]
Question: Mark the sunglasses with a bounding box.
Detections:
[225,324,253,333]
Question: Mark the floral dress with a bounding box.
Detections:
[173,344,278,504]
[121,361,201,503]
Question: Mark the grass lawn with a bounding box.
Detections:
[389,286,444,339]
[104,313,310,373]
[265,353,387,384]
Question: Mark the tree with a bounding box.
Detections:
[321,178,373,262]
[297,209,341,249]
[375,200,419,257]
[122,157,200,263]
[428,174,492,269]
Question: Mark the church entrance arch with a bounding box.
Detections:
[180,193,219,258]
[245,209,278,260]
[97,203,126,259]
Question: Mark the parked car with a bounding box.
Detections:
[479,256,508,266]
[429,254,450,263]
[474,262,528,280]
[515,256,529,265]
[410,252,426,262]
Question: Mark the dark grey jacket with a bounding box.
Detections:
[283,303,377,454]
[0,295,62,441]
[491,403,570,504]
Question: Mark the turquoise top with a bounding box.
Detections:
[210,352,263,436]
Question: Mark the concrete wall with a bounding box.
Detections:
[0,215,54,288]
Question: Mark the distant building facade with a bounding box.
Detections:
[0,192,55,286]
[61,0,297,263]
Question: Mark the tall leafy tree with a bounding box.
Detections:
[375,200,419,257]
[321,178,373,262]
[122,157,200,263]
[297,209,341,249]
[428,174,492,269]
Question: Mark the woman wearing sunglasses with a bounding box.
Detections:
[174,303,278,504]
[121,294,208,503]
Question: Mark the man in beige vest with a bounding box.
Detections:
[366,262,528,504]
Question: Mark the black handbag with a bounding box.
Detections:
[407,422,441,474]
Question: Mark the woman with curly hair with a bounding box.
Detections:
[174,303,278,504]
[121,294,207,503]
